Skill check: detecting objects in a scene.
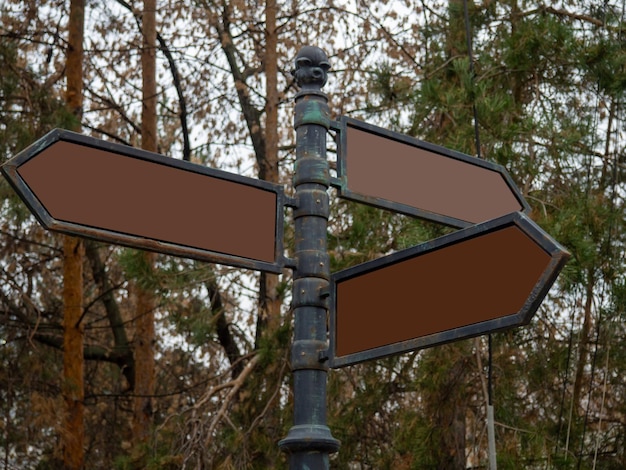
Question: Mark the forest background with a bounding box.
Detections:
[1,0,625,469]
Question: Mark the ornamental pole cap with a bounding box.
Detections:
[293,46,330,90]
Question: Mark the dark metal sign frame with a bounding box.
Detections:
[332,116,530,228]
[328,211,569,368]
[1,129,286,273]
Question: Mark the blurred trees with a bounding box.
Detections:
[0,1,624,469]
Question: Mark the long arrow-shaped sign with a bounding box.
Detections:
[328,212,569,368]
[333,117,530,228]
[1,129,285,273]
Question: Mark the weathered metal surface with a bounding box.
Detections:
[1,129,285,273]
[333,116,529,228]
[279,46,340,466]
[328,211,570,368]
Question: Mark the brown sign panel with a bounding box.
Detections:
[1,129,284,273]
[335,117,529,228]
[328,212,569,368]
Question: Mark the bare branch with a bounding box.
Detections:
[204,354,260,443]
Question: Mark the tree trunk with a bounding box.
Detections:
[132,0,157,461]
[255,0,281,346]
[62,1,85,468]
[431,348,469,469]
[62,237,85,470]
[131,265,156,451]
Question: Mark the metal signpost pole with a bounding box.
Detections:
[279,46,340,468]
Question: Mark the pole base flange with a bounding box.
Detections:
[279,424,340,454]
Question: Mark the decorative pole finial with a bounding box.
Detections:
[293,46,330,90]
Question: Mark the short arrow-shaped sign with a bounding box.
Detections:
[1,129,285,273]
[328,212,569,368]
[334,117,529,228]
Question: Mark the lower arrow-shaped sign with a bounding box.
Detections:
[328,212,569,368]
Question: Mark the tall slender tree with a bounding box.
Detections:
[131,0,158,465]
[256,0,282,345]
[62,1,85,468]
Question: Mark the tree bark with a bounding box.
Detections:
[62,237,85,470]
[62,1,85,468]
[132,0,157,460]
[256,0,282,346]
[429,348,469,469]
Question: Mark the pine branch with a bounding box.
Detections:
[543,6,605,28]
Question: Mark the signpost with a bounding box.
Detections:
[1,46,569,469]
[1,129,285,273]
[328,212,569,368]
[333,116,529,227]
[326,111,570,370]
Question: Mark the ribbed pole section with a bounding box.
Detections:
[279,46,340,469]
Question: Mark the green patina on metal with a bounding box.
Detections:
[293,157,329,186]
[294,99,330,128]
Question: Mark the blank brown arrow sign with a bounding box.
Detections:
[328,212,569,368]
[334,117,529,228]
[1,129,285,273]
